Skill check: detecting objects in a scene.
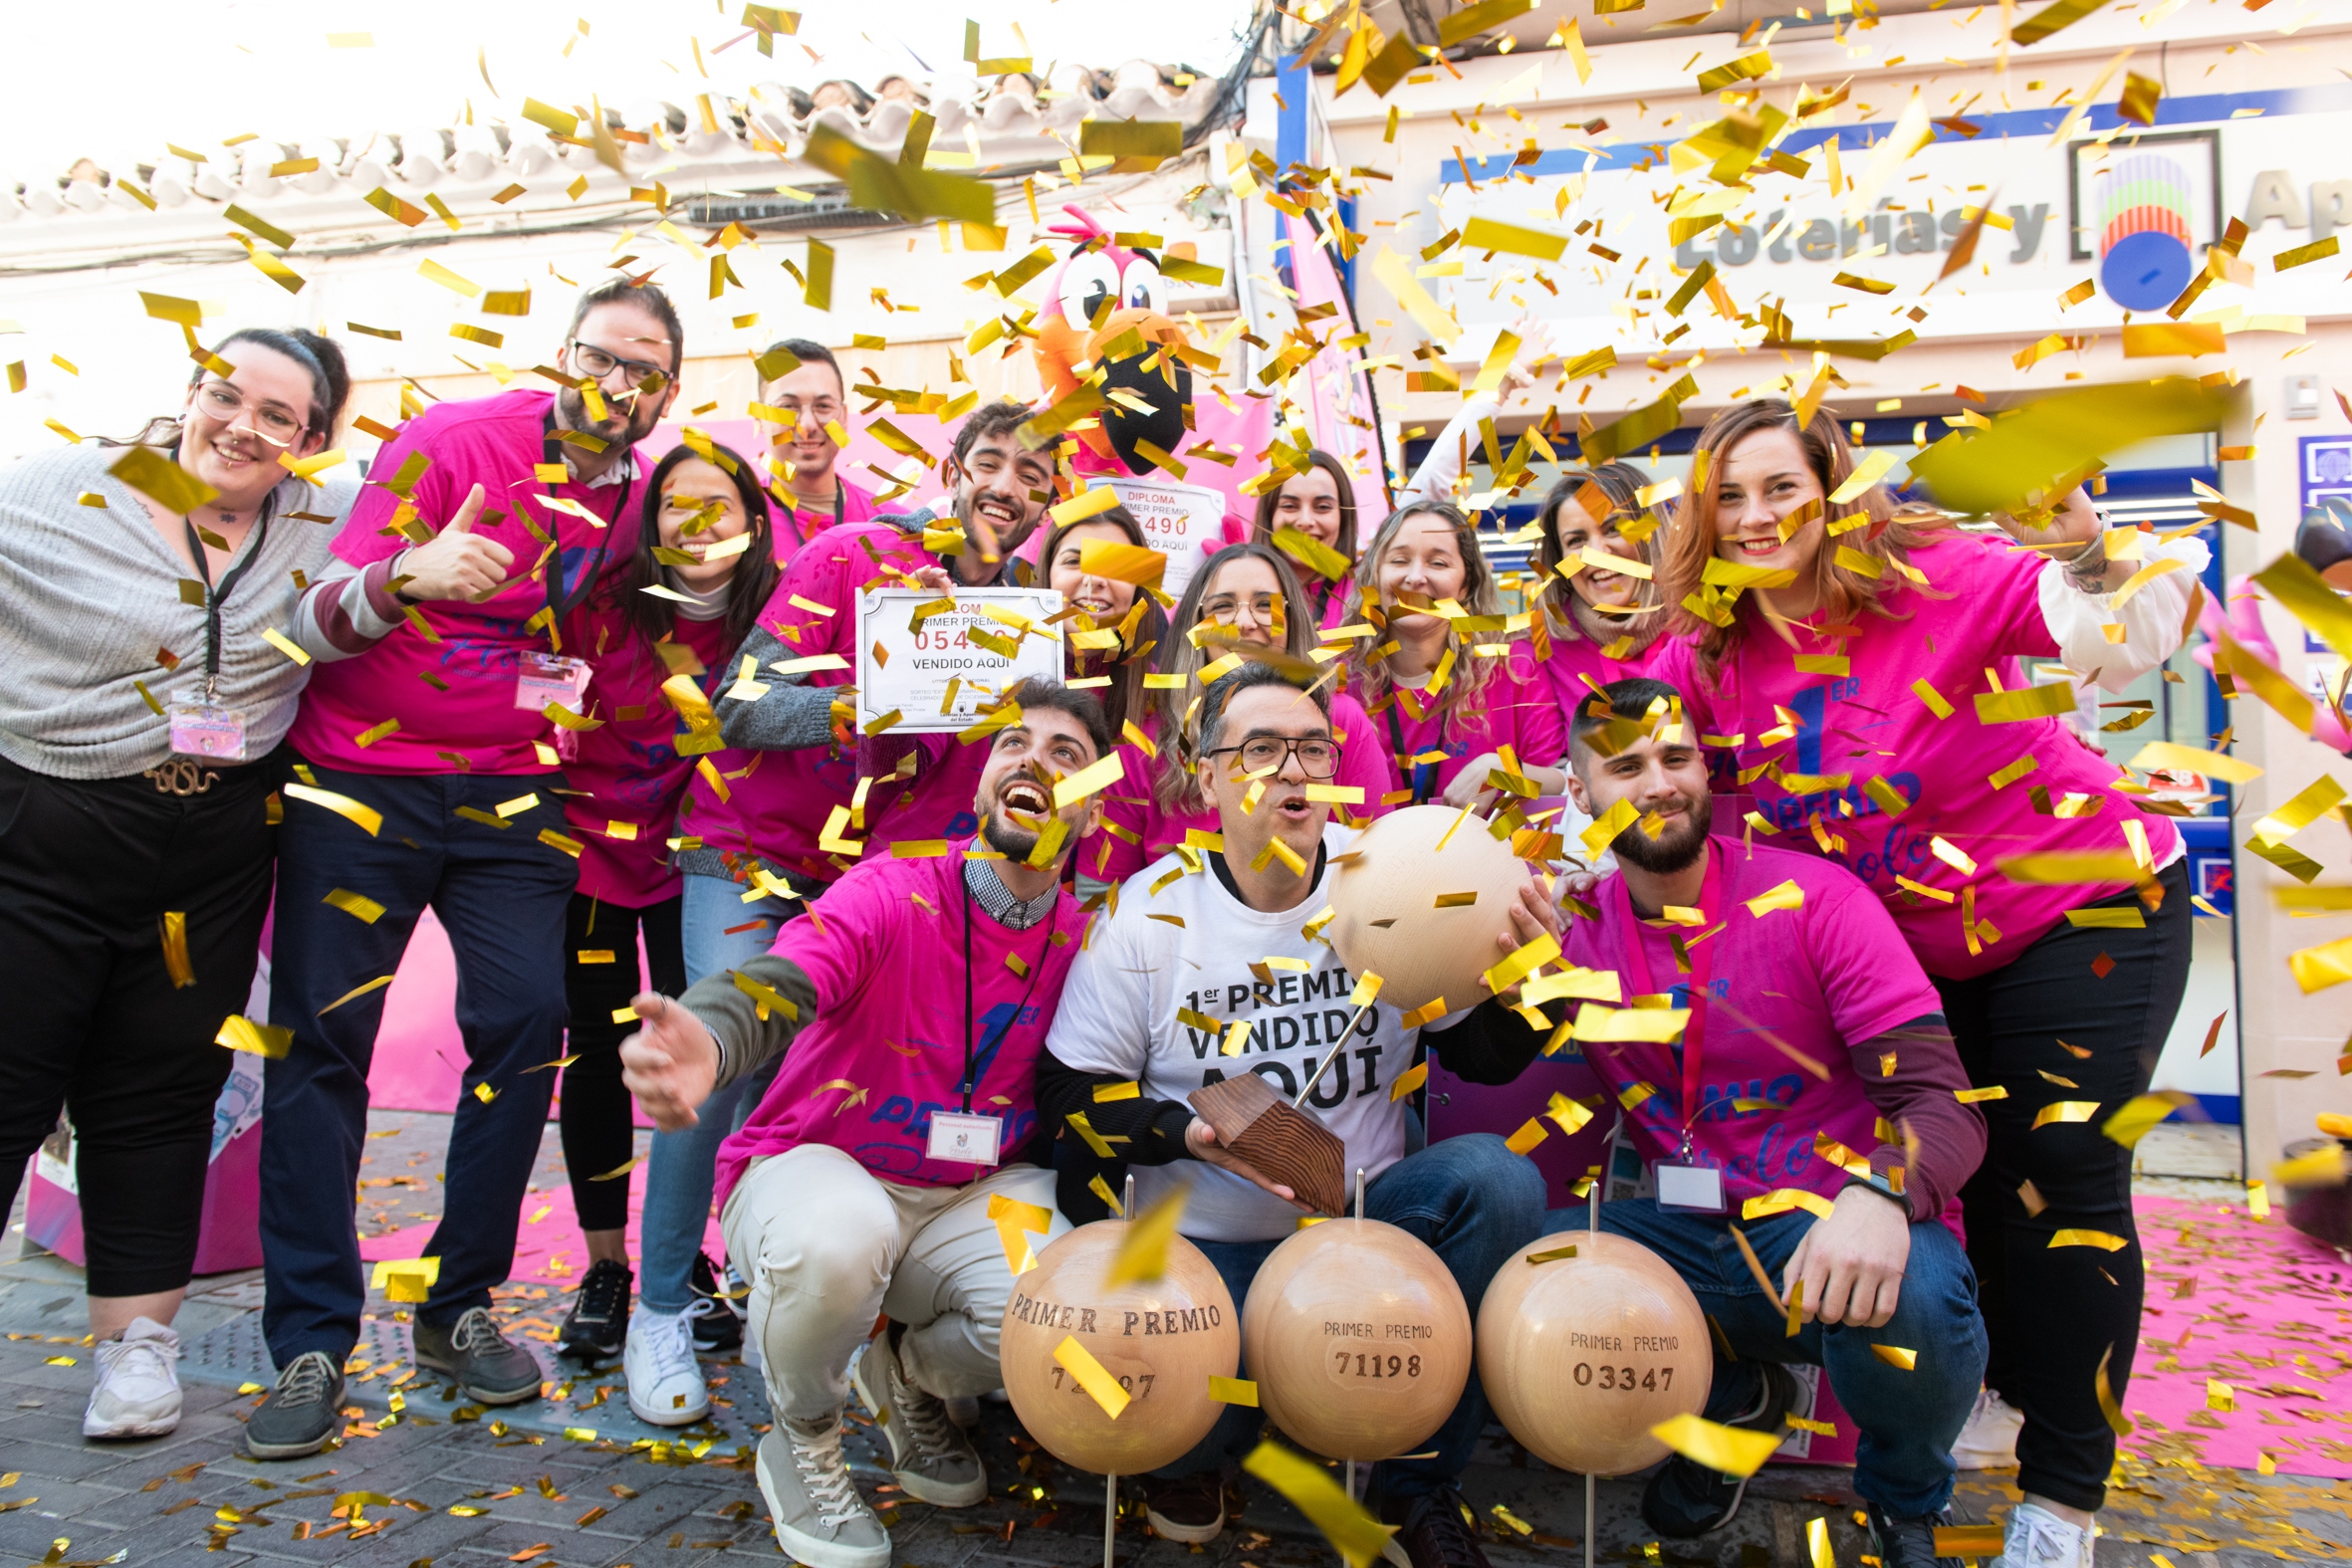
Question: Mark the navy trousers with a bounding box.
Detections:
[260,758,577,1366]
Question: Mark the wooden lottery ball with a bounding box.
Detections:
[1475,1230,1711,1476]
[1241,1217,1471,1462]
[1326,804,1535,1015]
[1000,1218,1239,1474]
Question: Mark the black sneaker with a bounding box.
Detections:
[1867,1502,1966,1568]
[560,1257,633,1363]
[1640,1362,1797,1537]
[413,1307,544,1405]
[245,1351,346,1460]
[1143,1471,1227,1544]
[687,1251,745,1355]
[1382,1487,1492,1568]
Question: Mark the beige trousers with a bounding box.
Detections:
[722,1142,1069,1423]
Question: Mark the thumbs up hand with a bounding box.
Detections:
[393,484,517,601]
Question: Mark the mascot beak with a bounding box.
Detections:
[1087,308,1192,476]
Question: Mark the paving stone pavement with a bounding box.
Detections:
[7,1117,2348,1566]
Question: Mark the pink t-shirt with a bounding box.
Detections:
[1648,532,2180,980]
[715,846,1089,1199]
[771,473,880,565]
[681,519,934,888]
[1560,837,1956,1230]
[291,388,647,776]
[1540,625,1674,717]
[562,609,738,907]
[1079,694,1392,887]
[1358,642,1567,804]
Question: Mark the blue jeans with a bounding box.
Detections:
[634,872,798,1313]
[1158,1134,1544,1500]
[1542,1199,1987,1519]
[262,763,577,1363]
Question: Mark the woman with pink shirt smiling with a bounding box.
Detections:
[1649,398,2208,1566]
[1529,461,1675,704]
[1248,449,1360,628]
[1342,502,1567,810]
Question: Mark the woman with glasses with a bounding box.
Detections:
[1341,503,1568,810]
[752,337,878,559]
[1080,542,1391,893]
[0,327,356,1443]
[551,441,782,1426]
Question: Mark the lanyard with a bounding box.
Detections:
[959,872,1053,1114]
[1382,696,1449,805]
[181,504,274,704]
[1607,841,1724,1135]
[540,414,632,625]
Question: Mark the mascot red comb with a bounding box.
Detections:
[1028,205,1269,591]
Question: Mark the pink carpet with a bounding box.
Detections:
[358,1163,725,1288]
[2122,1194,2352,1478]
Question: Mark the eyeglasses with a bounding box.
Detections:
[771,398,844,424]
[568,338,668,388]
[192,380,306,446]
[1207,736,1339,779]
[1201,593,1284,622]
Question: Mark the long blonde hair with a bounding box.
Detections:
[1663,399,1953,685]
[1341,501,1511,723]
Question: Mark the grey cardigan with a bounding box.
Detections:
[0,443,359,780]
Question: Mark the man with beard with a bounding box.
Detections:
[685,396,1055,904]
[249,282,684,1457]
[1037,663,1555,1564]
[1543,678,1989,1565]
[615,678,1109,1568]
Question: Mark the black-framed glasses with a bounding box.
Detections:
[1207,736,1339,779]
[569,338,668,387]
[192,379,306,446]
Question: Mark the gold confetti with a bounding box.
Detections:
[1053,1336,1131,1419]
[324,888,385,924]
[1649,1414,1782,1477]
[2032,1100,2101,1128]
[1241,1441,1399,1568]
[217,1015,292,1058]
[1104,1187,1187,1288]
[160,911,196,989]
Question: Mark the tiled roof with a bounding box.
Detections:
[0,60,1227,231]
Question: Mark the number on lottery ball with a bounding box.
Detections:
[1241,1217,1471,1462]
[1326,804,1537,1015]
[1475,1230,1711,1476]
[999,1218,1239,1474]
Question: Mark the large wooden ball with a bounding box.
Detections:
[1001,1219,1239,1474]
[1327,804,1535,1015]
[1475,1230,1712,1476]
[1242,1218,1471,1462]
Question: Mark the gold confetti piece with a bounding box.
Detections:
[474,1082,498,1104]
[1785,1277,1805,1338]
[2049,1229,2129,1250]
[1401,998,1449,1028]
[1210,1376,1259,1407]
[1105,1187,1187,1288]
[1505,1119,1548,1156]
[1074,538,1168,586]
[1649,1414,1782,1478]
[1242,1441,1399,1568]
[2273,1145,2348,1187]
[1574,1003,1689,1043]
[320,976,394,1014]
[259,627,313,667]
[354,718,398,749]
[2032,1100,2101,1129]
[1743,1189,1836,1221]
[588,1156,644,1182]
[109,444,219,515]
[417,258,480,297]
[2205,1379,2234,1414]
[1525,1244,1578,1265]
[2274,235,2340,272]
[1870,1344,1919,1370]
[370,1256,440,1304]
[1370,246,1460,346]
[1974,683,2075,724]
[1066,1111,1116,1158]
[285,783,382,836]
[2247,1178,2272,1218]
[2065,907,2145,929]
[160,911,196,989]
[1936,1524,2006,1556]
[1390,1061,1430,1101]
[324,888,385,924]
[1088,1174,1124,1218]
[1092,1081,1140,1103]
[1054,1336,1131,1419]
[1909,377,2227,517]
[987,1193,1054,1275]
[2102,1091,2193,1147]
[1047,484,1124,526]
[2122,322,2225,358]
[1052,751,1124,808]
[525,1054,582,1074]
[217,1015,292,1058]
[1544,1091,1594,1136]
[1460,215,1566,262]
[1744,879,1803,917]
[2094,1343,2133,1437]
[1349,974,1383,1008]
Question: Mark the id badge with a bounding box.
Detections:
[1654,1162,1727,1215]
[926,1111,1003,1167]
[167,702,249,763]
[515,653,589,712]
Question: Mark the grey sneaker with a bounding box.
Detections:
[245,1350,346,1459]
[849,1327,986,1506]
[412,1307,543,1405]
[757,1415,891,1568]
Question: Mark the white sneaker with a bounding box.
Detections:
[1953,1386,2025,1468]
[624,1305,710,1426]
[84,1316,181,1440]
[1998,1502,2096,1568]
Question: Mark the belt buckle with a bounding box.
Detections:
[145,759,218,796]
